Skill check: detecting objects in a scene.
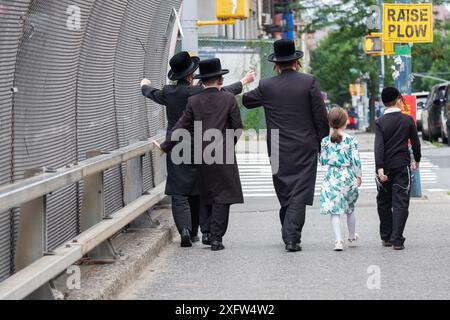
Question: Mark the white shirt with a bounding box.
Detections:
[384,107,401,114]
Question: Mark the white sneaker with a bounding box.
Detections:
[348,234,360,248]
[334,240,344,251]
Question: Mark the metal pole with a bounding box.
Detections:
[378,0,385,98]
[15,169,55,300]
[395,0,422,198]
[181,0,199,55]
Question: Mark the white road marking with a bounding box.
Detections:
[237,152,438,198]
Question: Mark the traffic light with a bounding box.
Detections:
[216,0,250,20]
[363,33,395,56]
[364,34,383,55]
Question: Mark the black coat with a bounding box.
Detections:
[142,80,243,196]
[161,88,244,205]
[243,70,329,206]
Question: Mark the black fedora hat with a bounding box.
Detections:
[168,51,200,81]
[268,39,304,63]
[194,58,229,79]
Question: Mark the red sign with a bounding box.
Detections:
[401,95,417,122]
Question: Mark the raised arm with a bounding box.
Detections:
[242,82,264,110]
[222,70,256,96]
[310,77,330,142]
[222,81,243,95]
[141,79,167,105]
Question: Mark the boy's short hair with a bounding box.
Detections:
[202,75,224,87]
[382,87,401,107]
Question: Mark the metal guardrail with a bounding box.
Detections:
[0,134,167,300]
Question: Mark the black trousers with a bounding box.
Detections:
[171,195,200,236]
[279,204,306,244]
[200,203,230,242]
[377,166,411,246]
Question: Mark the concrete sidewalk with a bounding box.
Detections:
[118,190,450,300]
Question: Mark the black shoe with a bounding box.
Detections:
[202,233,212,246]
[285,242,302,252]
[191,235,200,243]
[180,229,192,248]
[382,240,393,247]
[211,241,225,251]
[393,244,405,251]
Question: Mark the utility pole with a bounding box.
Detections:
[394,0,422,198]
[378,0,385,97]
[181,0,199,55]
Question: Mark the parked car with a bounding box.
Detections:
[421,83,449,142]
[412,91,429,132]
[440,84,450,146]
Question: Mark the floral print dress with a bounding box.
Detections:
[319,134,362,216]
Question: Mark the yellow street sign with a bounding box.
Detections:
[216,0,250,20]
[383,3,433,43]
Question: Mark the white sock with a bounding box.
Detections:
[347,214,356,240]
[331,215,342,242]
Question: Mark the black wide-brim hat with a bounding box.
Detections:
[194,58,229,79]
[168,51,200,81]
[268,39,304,63]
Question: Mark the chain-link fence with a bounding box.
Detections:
[176,38,275,130]
[0,0,181,282]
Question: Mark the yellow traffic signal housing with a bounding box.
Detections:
[364,35,383,55]
[216,0,250,20]
[363,33,395,56]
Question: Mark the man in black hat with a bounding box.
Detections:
[157,58,244,252]
[141,52,254,248]
[375,87,421,251]
[242,39,330,253]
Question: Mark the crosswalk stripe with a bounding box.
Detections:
[237,152,438,198]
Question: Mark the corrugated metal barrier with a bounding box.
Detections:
[0,0,181,282]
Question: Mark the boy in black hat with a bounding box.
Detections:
[141,52,254,248]
[156,58,244,252]
[375,87,421,250]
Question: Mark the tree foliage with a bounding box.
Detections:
[304,0,450,104]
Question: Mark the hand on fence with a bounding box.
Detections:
[241,70,256,85]
[141,78,151,87]
[151,140,165,156]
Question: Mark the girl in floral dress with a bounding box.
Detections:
[320,107,362,251]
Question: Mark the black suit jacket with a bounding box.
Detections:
[142,80,243,196]
[242,70,329,206]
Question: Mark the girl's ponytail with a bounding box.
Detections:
[328,107,348,144]
[331,129,343,144]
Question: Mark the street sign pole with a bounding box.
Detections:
[181,0,199,55]
[378,0,385,98]
[395,0,422,198]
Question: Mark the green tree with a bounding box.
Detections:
[412,25,450,92]
[302,0,449,131]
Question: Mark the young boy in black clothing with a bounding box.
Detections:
[375,87,421,250]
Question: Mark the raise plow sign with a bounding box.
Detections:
[383,3,433,43]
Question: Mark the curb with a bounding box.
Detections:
[60,207,177,300]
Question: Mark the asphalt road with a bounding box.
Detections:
[118,134,450,300]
